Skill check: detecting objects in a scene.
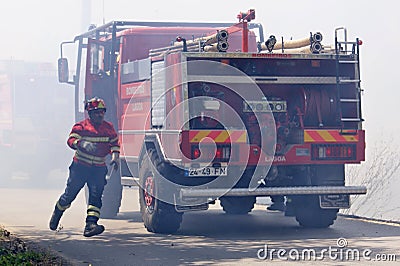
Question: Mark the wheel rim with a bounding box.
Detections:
[144,175,155,212]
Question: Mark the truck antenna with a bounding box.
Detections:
[102,0,105,25]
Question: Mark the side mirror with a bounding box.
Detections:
[58,58,69,83]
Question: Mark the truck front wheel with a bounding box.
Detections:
[139,149,183,234]
[294,195,338,228]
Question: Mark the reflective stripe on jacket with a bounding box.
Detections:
[67,118,120,166]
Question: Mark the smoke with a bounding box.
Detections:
[0,60,74,189]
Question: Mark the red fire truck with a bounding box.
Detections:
[58,10,366,233]
[0,60,73,187]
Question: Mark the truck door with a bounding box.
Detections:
[85,38,118,126]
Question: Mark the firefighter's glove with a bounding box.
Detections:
[78,140,97,153]
[110,152,119,170]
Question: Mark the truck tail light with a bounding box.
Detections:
[192,147,201,159]
[312,144,356,160]
[191,145,231,162]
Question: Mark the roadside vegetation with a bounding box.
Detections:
[0,225,68,265]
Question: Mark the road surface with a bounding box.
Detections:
[1,187,399,265]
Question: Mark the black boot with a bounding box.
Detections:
[83,222,105,237]
[49,208,64,231]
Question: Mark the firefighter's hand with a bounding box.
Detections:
[78,140,97,153]
[110,160,119,171]
[110,152,119,170]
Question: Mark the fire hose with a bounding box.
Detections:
[260,32,323,53]
[149,29,230,56]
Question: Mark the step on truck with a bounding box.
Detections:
[58,9,367,233]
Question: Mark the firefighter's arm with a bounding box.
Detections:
[109,131,120,170]
[67,124,97,152]
[67,124,83,150]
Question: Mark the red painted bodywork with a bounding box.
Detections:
[83,25,365,167]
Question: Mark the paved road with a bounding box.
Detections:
[1,187,399,265]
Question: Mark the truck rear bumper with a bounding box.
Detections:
[180,186,367,198]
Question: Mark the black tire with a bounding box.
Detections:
[100,167,123,218]
[220,196,256,215]
[139,149,182,234]
[294,195,338,228]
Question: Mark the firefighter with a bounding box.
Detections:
[49,97,120,237]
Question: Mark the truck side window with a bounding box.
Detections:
[89,43,105,75]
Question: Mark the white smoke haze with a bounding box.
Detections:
[0,60,74,189]
[344,136,400,221]
[0,0,399,221]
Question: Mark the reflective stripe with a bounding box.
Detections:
[56,201,71,211]
[81,136,110,142]
[75,154,104,164]
[87,211,100,218]
[189,130,247,143]
[110,136,119,143]
[87,205,101,212]
[75,156,105,165]
[73,139,79,148]
[87,205,101,218]
[76,150,105,162]
[75,150,106,165]
[304,130,359,143]
[69,133,81,139]
[111,146,120,152]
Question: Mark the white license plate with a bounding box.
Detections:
[319,194,350,209]
[188,166,227,177]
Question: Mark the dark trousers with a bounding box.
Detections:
[58,161,108,223]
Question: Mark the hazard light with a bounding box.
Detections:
[311,144,356,160]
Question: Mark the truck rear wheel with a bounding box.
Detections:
[220,196,256,215]
[294,195,338,228]
[139,149,183,234]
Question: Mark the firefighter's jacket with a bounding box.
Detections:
[67,118,120,166]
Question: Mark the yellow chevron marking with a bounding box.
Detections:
[343,135,358,141]
[214,131,230,142]
[318,130,336,142]
[191,130,211,142]
[236,132,247,143]
[304,131,313,142]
